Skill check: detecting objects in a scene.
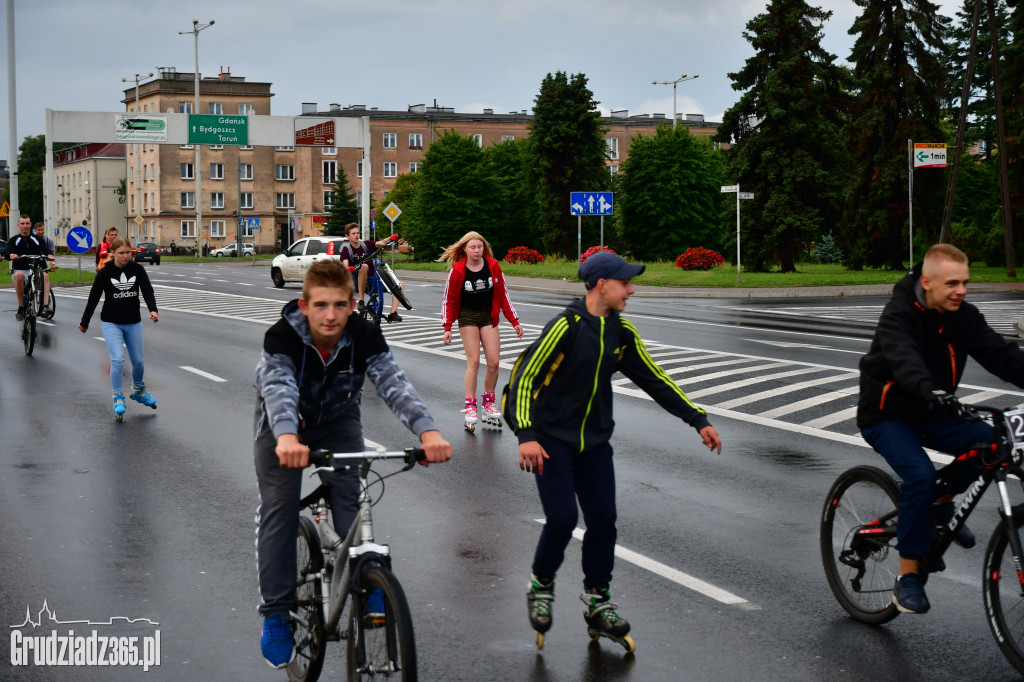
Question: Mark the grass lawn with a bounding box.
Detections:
[0,265,95,286]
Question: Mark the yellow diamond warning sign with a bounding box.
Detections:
[383,202,402,222]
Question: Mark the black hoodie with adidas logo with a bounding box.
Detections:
[80,261,158,327]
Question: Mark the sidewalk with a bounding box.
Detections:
[394,269,1024,299]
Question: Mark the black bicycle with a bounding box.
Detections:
[350,237,412,326]
[820,404,1024,674]
[16,255,54,356]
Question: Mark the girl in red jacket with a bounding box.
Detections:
[439,231,523,431]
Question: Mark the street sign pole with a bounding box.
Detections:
[736,183,742,285]
[600,215,604,251]
[908,139,913,270]
[577,215,582,265]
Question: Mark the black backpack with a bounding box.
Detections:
[501,309,627,433]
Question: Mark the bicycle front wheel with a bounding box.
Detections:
[378,265,412,311]
[820,465,901,624]
[30,271,45,317]
[983,512,1024,675]
[288,517,326,682]
[22,314,36,356]
[347,566,416,681]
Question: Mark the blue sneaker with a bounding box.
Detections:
[261,612,295,669]
[893,574,930,614]
[363,588,386,629]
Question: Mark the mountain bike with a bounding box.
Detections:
[351,239,413,326]
[820,404,1024,674]
[16,255,54,356]
[288,447,426,682]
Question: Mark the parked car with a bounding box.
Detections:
[270,236,347,287]
[210,242,255,257]
[134,242,162,265]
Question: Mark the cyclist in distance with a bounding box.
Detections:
[4,214,54,321]
[253,259,451,669]
[339,222,406,321]
[858,243,1024,614]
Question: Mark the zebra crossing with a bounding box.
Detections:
[59,285,1024,443]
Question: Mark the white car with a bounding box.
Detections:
[270,236,348,287]
[211,242,255,257]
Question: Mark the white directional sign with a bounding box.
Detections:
[721,185,738,193]
[914,143,947,168]
[570,192,613,216]
[739,192,754,200]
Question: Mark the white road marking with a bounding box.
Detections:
[237,282,254,286]
[743,338,865,355]
[531,521,756,609]
[179,366,227,383]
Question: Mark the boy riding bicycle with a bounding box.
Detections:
[253,259,451,669]
[858,244,1024,614]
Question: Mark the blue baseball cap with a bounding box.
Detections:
[578,252,645,289]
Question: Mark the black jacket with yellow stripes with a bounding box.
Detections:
[505,297,711,453]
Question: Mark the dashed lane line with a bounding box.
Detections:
[179,366,227,383]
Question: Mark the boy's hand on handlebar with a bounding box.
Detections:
[276,433,310,468]
[418,430,451,467]
[519,441,549,475]
[700,426,722,454]
[931,390,973,423]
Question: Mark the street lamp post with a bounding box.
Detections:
[180,19,214,258]
[121,72,153,243]
[651,73,699,127]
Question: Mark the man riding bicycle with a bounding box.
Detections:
[3,214,54,320]
[858,243,1024,614]
[339,222,406,322]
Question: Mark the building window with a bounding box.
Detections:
[150,192,155,210]
[322,146,336,156]
[178,102,193,114]
[382,133,396,149]
[180,144,194,149]
[211,192,224,209]
[180,163,194,179]
[150,163,156,180]
[210,163,224,180]
[609,165,619,175]
[606,137,619,160]
[276,165,295,181]
[239,163,253,180]
[210,219,226,237]
[208,102,223,115]
[275,145,294,152]
[239,103,253,115]
[471,134,482,147]
[209,144,223,150]
[241,220,255,237]
[323,160,336,185]
[181,220,196,237]
[383,162,397,178]
[323,190,334,209]
[240,192,253,209]
[181,192,195,208]
[409,133,422,149]
[143,166,149,182]
[409,162,420,173]
[239,145,253,150]
[356,161,363,178]
[276,193,295,209]
[143,194,149,210]
[502,134,515,142]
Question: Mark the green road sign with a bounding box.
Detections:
[188,114,249,145]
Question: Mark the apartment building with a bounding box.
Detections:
[47,143,126,245]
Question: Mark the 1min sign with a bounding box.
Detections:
[914,143,947,168]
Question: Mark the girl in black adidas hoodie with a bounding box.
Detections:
[79,238,159,418]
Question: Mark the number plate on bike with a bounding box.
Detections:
[1005,409,1024,447]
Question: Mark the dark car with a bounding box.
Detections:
[135,242,162,265]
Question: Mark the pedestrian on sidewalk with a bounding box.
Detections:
[439,231,523,430]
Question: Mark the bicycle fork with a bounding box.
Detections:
[994,468,1024,599]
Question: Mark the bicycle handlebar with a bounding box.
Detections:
[308,447,426,470]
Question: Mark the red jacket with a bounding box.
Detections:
[442,257,519,332]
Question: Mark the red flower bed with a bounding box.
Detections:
[580,245,616,263]
[504,246,545,264]
[675,247,725,271]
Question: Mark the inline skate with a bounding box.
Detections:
[581,586,635,653]
[462,396,478,432]
[480,391,502,428]
[527,574,555,649]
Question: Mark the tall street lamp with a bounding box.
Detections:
[180,19,214,258]
[122,72,153,242]
[652,73,699,127]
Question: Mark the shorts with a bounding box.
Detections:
[458,307,494,329]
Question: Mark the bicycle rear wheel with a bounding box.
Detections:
[288,517,326,682]
[378,265,412,311]
[22,313,36,356]
[347,566,416,681]
[983,512,1024,675]
[820,465,901,624]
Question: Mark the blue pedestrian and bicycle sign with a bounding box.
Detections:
[66,225,94,254]
[570,191,614,216]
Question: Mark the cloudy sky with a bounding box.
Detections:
[1,0,962,162]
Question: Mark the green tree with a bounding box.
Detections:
[844,0,950,268]
[404,130,502,260]
[375,172,418,241]
[619,125,725,261]
[714,0,850,272]
[527,71,608,257]
[14,135,48,222]
[322,160,360,235]
[483,137,536,259]
[1003,0,1024,235]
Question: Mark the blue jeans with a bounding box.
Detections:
[861,416,993,558]
[101,321,145,393]
[531,439,617,587]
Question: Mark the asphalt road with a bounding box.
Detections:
[3,261,1024,680]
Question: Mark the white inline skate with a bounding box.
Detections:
[462,396,478,433]
[480,391,502,429]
